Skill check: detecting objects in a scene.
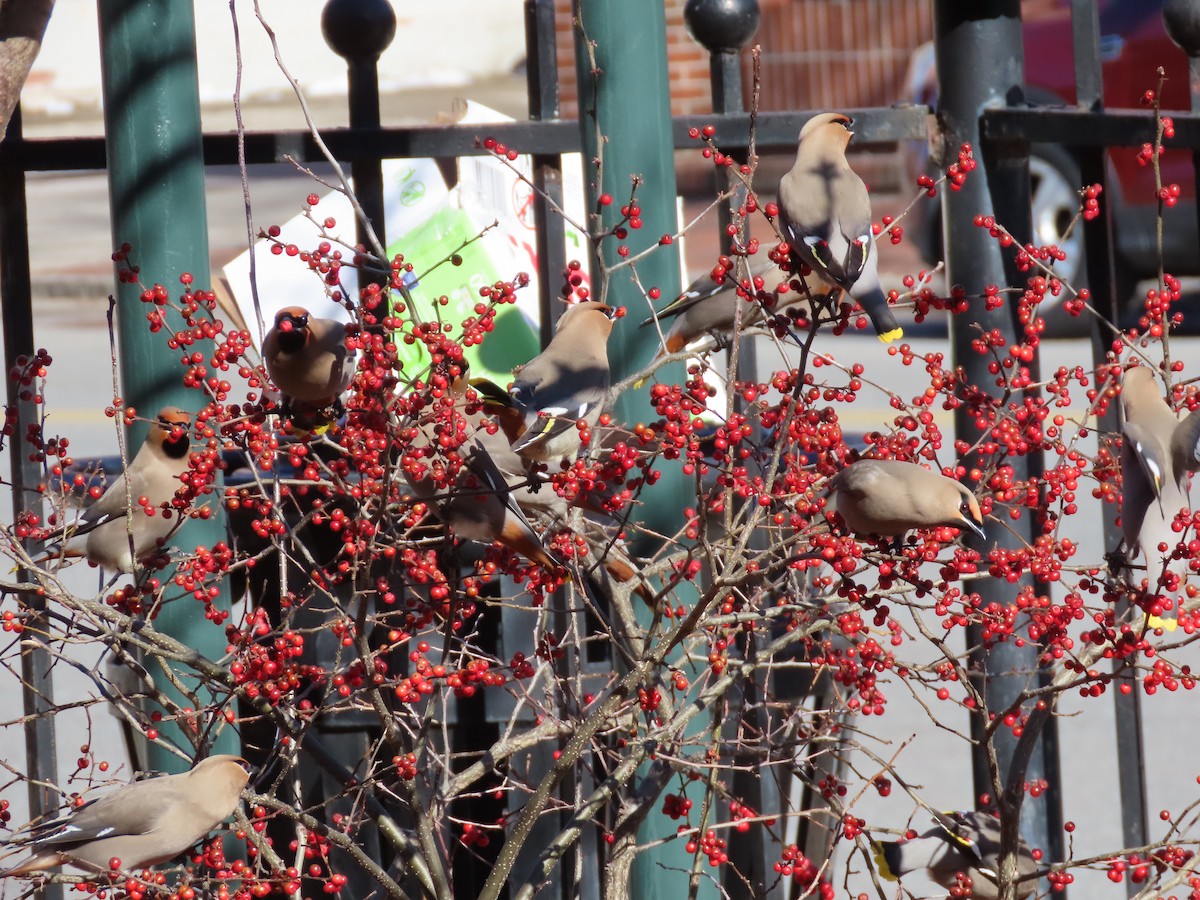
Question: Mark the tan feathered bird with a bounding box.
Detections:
[828,458,985,542]
[37,408,192,573]
[468,375,653,598]
[638,262,777,364]
[509,301,616,464]
[1120,364,1200,600]
[4,755,250,877]
[263,306,353,424]
[874,810,1038,900]
[777,112,903,342]
[402,369,561,572]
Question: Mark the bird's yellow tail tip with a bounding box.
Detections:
[871,842,899,882]
[1147,614,1178,632]
[878,328,904,343]
[632,376,649,390]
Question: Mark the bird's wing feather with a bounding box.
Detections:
[932,811,988,864]
[511,408,589,454]
[640,282,724,326]
[512,366,607,420]
[27,781,178,848]
[1171,408,1200,478]
[1123,420,1168,495]
[466,440,529,524]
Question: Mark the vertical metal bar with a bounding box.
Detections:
[1073,1,1148,882]
[321,0,396,287]
[573,1,695,895]
[525,0,568,345]
[0,105,62,900]
[524,6,578,897]
[700,21,779,899]
[934,0,1063,886]
[1070,0,1104,111]
[1191,52,1200,279]
[97,0,236,773]
[708,49,758,392]
[348,58,387,268]
[574,0,684,540]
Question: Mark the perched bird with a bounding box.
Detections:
[638,262,777,365]
[828,458,985,542]
[874,810,1038,900]
[3,755,250,877]
[509,301,616,464]
[37,408,193,573]
[402,369,561,572]
[1119,364,1200,600]
[468,374,654,599]
[263,306,353,425]
[776,112,903,342]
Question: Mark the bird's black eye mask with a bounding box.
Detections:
[275,314,310,353]
[159,420,191,460]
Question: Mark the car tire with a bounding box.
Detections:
[1030,145,1141,336]
[920,143,1138,337]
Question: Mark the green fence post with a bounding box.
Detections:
[98,0,235,772]
[574,1,714,896]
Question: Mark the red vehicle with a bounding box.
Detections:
[906,0,1193,330]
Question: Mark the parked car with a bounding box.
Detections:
[905,0,1194,332]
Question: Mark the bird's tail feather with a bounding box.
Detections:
[873,841,902,880]
[856,286,904,343]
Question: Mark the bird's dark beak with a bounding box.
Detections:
[961,516,987,542]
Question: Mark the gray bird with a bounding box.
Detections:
[639,262,777,363]
[469,375,652,598]
[509,301,616,464]
[828,458,985,541]
[4,755,250,877]
[402,369,561,572]
[263,306,353,424]
[1120,364,1200,599]
[37,408,193,573]
[874,810,1038,900]
[777,112,903,343]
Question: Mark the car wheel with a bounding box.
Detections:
[918,144,1135,336]
[1030,145,1139,336]
[1029,147,1085,288]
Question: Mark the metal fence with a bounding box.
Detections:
[3,0,1199,897]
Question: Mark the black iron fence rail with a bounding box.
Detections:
[984,106,1200,146]
[0,107,928,173]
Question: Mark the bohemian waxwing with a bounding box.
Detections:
[638,262,776,363]
[469,374,654,599]
[37,408,192,573]
[401,368,561,572]
[509,301,616,464]
[1119,364,1200,599]
[873,810,1038,900]
[777,112,903,343]
[262,306,353,422]
[3,755,250,877]
[828,458,985,542]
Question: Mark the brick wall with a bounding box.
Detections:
[554,0,722,119]
[554,0,931,119]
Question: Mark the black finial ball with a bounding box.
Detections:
[684,0,761,53]
[1165,0,1200,57]
[322,0,398,61]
